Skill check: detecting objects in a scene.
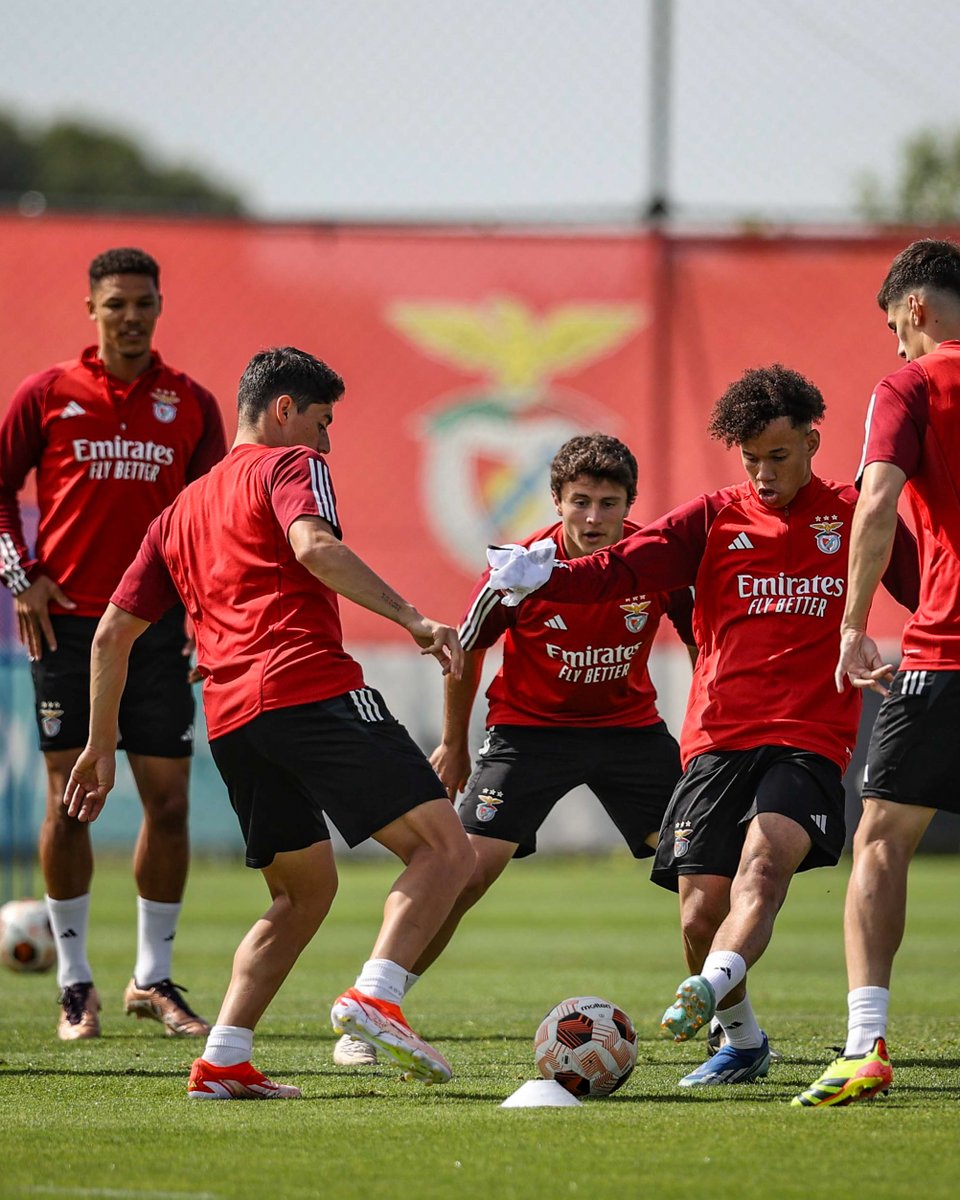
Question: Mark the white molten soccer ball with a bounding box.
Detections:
[0,898,56,973]
[534,995,638,1097]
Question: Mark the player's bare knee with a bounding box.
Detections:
[140,789,190,835]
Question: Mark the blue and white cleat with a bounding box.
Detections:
[678,1033,771,1087]
[659,974,716,1042]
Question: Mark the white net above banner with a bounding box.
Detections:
[0,1,958,226]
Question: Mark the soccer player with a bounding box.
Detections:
[333,432,695,1067]
[0,248,226,1041]
[487,365,919,1088]
[794,239,960,1107]
[64,346,475,1099]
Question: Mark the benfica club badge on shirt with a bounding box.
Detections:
[151,389,180,424]
[620,600,651,633]
[810,516,843,555]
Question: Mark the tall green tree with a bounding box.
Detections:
[858,128,960,224]
[0,109,246,216]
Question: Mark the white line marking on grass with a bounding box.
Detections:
[26,1188,220,1200]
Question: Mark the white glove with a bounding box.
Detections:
[486,537,557,607]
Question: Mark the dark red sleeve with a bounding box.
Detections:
[880,514,920,613]
[856,364,928,484]
[185,384,227,483]
[0,369,57,591]
[663,586,696,646]
[110,515,182,621]
[539,493,714,604]
[266,449,343,539]
[457,568,516,650]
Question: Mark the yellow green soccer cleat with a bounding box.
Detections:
[659,975,716,1042]
[791,1037,893,1107]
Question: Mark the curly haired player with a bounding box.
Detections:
[486,364,919,1090]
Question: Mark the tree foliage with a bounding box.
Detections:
[858,128,960,224]
[0,108,246,216]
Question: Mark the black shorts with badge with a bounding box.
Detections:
[457,722,681,859]
[208,688,446,869]
[861,669,960,814]
[650,744,846,892]
[31,607,195,756]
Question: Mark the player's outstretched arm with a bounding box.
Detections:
[63,603,152,822]
[289,516,463,677]
[430,648,485,800]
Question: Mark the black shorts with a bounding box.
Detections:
[31,608,195,757]
[208,689,446,869]
[457,723,681,859]
[650,745,846,892]
[862,669,960,814]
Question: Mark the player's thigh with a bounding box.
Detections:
[30,616,99,754]
[863,670,960,813]
[118,608,195,758]
[588,724,682,858]
[651,751,756,892]
[750,749,845,872]
[209,720,331,871]
[247,690,445,851]
[457,727,587,858]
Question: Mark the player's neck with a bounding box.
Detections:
[99,346,153,384]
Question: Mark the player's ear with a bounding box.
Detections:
[85,295,95,320]
[807,428,820,457]
[275,393,294,424]
[551,491,562,514]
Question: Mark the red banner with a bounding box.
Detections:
[0,215,934,642]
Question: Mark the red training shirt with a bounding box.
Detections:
[535,475,919,770]
[461,520,694,727]
[111,443,365,740]
[0,346,226,615]
[857,341,960,670]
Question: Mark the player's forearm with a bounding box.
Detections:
[843,495,899,634]
[543,535,688,604]
[88,605,149,749]
[298,538,423,632]
[440,650,484,747]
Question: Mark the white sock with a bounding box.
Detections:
[46,893,93,989]
[403,971,420,997]
[202,1024,253,1067]
[716,994,764,1050]
[354,958,407,1004]
[134,897,182,987]
[700,951,747,1006]
[845,986,889,1056]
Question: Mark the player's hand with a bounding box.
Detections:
[429,742,472,801]
[835,628,894,696]
[63,747,116,823]
[14,575,76,661]
[407,617,464,679]
[487,538,557,607]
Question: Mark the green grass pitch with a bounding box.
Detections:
[1,853,958,1199]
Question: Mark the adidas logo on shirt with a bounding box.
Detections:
[544,614,568,631]
[60,401,86,419]
[728,532,754,551]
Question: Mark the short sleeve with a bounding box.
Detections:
[110,515,181,621]
[856,364,928,484]
[266,450,342,539]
